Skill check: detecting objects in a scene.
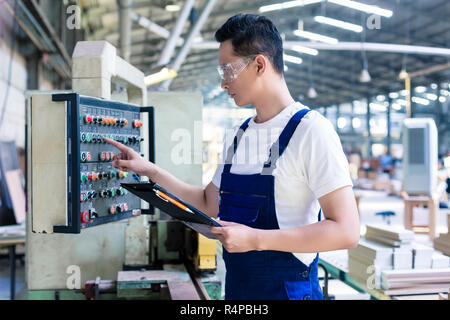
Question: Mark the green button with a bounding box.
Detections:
[124,172,129,178]
[86,133,92,143]
[110,171,116,179]
[111,189,116,197]
[81,174,87,182]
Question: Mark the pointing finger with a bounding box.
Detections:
[104,137,130,153]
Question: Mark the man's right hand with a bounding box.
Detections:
[104,137,158,178]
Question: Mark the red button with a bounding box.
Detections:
[80,193,85,202]
[86,152,91,161]
[109,206,116,214]
[105,152,111,161]
[84,115,93,124]
[87,172,92,181]
[81,211,90,223]
[133,120,142,128]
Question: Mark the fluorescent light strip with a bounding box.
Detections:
[412,96,430,105]
[328,0,393,18]
[259,0,322,13]
[283,54,303,64]
[292,45,319,56]
[294,30,339,44]
[314,16,363,33]
[425,93,437,101]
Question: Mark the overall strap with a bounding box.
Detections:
[223,117,252,174]
[261,108,311,175]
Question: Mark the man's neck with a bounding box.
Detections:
[253,82,295,124]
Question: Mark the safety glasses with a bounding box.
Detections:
[217,55,257,83]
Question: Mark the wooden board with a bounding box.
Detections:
[382,284,450,296]
[117,264,200,300]
[366,224,415,241]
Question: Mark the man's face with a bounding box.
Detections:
[218,40,256,107]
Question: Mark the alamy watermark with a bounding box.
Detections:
[66,5,81,30]
[66,265,81,289]
[170,121,282,175]
[366,14,381,30]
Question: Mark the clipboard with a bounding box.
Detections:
[121,181,222,239]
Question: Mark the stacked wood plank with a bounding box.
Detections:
[433,213,450,256]
[381,268,450,295]
[348,239,393,288]
[365,223,414,247]
[412,243,434,269]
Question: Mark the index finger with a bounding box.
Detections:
[104,137,129,152]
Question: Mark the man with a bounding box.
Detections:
[105,14,359,300]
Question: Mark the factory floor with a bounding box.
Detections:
[0,189,448,300]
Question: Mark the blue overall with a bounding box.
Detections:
[218,108,324,300]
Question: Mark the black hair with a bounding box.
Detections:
[215,14,284,76]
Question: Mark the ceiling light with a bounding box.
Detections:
[359,68,371,83]
[293,30,339,44]
[376,95,385,101]
[337,117,347,129]
[283,54,303,64]
[414,86,427,93]
[389,92,399,99]
[425,93,437,101]
[400,89,409,96]
[369,103,387,112]
[411,97,430,105]
[396,99,408,106]
[314,16,363,33]
[145,66,177,86]
[439,96,446,103]
[328,0,393,18]
[291,45,319,56]
[259,0,322,13]
[392,103,402,111]
[352,117,361,129]
[165,1,181,12]
[307,86,317,99]
[398,68,409,80]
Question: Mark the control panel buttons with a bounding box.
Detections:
[89,208,98,219]
[109,206,116,214]
[80,193,86,202]
[84,115,93,124]
[81,152,91,162]
[81,211,90,223]
[81,173,88,183]
[133,119,143,128]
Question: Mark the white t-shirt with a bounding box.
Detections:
[212,102,353,266]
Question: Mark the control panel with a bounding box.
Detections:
[29,93,154,234]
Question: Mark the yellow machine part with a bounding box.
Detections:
[195,234,217,271]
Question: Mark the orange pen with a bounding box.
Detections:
[156,190,194,214]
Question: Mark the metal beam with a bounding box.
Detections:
[160,0,218,90]
[157,0,195,67]
[117,0,134,61]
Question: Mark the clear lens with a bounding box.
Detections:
[217,55,256,83]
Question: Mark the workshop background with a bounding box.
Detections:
[0,0,449,300]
